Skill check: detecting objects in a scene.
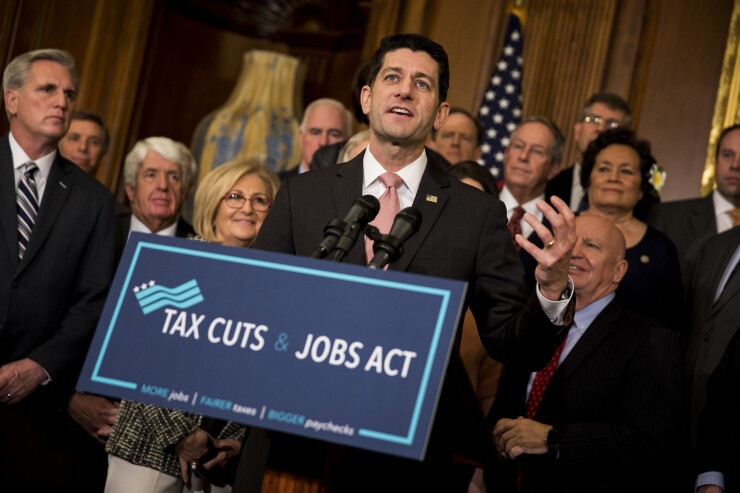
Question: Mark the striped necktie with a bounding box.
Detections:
[17,161,40,259]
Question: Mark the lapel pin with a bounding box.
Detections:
[426,194,438,203]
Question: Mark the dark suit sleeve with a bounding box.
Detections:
[467,197,568,370]
[27,190,116,384]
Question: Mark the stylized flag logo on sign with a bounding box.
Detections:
[134,279,204,315]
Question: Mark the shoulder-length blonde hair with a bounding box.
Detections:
[193,158,280,244]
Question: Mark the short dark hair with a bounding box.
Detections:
[448,160,499,198]
[351,60,372,125]
[367,33,450,103]
[431,107,482,145]
[71,110,110,154]
[580,92,632,126]
[715,124,740,160]
[580,128,655,196]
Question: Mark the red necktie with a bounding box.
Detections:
[526,332,569,419]
[366,172,403,264]
[516,330,569,491]
[507,206,525,248]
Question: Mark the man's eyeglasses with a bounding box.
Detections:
[582,114,621,129]
[223,191,271,212]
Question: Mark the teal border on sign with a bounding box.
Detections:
[92,240,454,447]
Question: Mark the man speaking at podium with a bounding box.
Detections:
[247,33,576,491]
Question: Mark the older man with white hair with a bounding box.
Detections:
[280,97,352,179]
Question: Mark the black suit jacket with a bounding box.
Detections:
[114,207,195,261]
[0,133,115,487]
[519,222,548,294]
[648,194,716,287]
[488,296,683,492]
[278,164,300,182]
[249,151,570,490]
[685,226,740,443]
[545,165,575,207]
[695,326,740,491]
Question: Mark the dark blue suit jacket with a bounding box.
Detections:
[0,133,116,488]
[488,296,683,492]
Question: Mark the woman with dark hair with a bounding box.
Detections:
[448,160,500,198]
[580,128,682,330]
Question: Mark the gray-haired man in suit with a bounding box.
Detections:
[0,48,115,490]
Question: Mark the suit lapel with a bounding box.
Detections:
[390,156,450,272]
[17,154,72,273]
[690,195,716,237]
[333,156,365,265]
[0,135,19,261]
[710,229,740,314]
[550,299,621,384]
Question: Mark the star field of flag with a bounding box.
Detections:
[477,12,524,183]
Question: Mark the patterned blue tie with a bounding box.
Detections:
[17,161,39,259]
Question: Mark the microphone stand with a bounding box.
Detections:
[309,219,347,259]
[326,221,365,262]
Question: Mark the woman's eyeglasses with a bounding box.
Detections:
[223,192,271,212]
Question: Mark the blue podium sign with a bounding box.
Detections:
[77,233,467,460]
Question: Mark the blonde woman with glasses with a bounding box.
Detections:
[105,159,278,493]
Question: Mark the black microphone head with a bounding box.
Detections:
[393,207,422,236]
[344,195,380,226]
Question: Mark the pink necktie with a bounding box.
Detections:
[366,172,403,264]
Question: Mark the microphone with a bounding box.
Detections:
[368,207,422,270]
[310,195,380,259]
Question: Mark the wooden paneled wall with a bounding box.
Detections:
[1,0,734,201]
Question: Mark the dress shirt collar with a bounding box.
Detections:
[362,148,427,208]
[713,189,738,233]
[500,185,544,239]
[9,131,56,185]
[499,186,544,220]
[556,292,616,367]
[573,292,615,331]
[129,214,179,237]
[713,189,735,216]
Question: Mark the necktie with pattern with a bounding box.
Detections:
[516,329,570,490]
[526,330,570,419]
[507,206,525,248]
[17,161,40,259]
[366,172,403,265]
[729,207,740,227]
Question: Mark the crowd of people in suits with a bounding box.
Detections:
[1,30,739,493]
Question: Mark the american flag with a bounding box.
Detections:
[477,10,524,186]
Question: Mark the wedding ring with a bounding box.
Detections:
[546,239,556,248]
[6,393,10,398]
[190,461,198,471]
